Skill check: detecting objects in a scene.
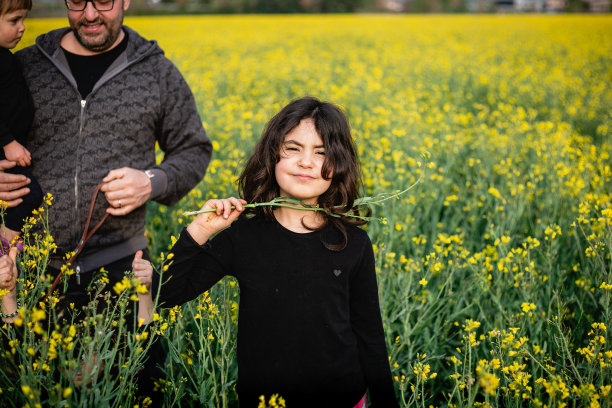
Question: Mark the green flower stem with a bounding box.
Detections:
[183,201,328,216]
[183,174,423,223]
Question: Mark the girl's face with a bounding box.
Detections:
[0,9,28,49]
[275,118,332,205]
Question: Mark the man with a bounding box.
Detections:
[12,0,211,289]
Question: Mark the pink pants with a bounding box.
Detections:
[353,394,367,408]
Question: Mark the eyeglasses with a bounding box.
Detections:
[65,0,114,11]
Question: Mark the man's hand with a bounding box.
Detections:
[3,141,31,167]
[0,160,30,207]
[101,167,152,216]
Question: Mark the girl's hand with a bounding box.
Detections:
[187,197,247,245]
[3,141,31,167]
[0,247,18,291]
[132,250,152,291]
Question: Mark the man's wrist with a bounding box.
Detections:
[144,168,168,201]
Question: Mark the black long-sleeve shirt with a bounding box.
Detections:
[0,47,33,149]
[159,215,399,408]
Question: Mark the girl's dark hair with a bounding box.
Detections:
[238,96,368,251]
[0,0,32,15]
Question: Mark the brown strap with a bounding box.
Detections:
[43,183,110,302]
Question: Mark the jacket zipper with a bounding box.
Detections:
[75,99,86,210]
[72,99,86,263]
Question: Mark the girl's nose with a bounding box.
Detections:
[298,152,314,167]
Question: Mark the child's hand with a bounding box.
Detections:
[0,247,18,291]
[132,250,152,291]
[3,141,31,167]
[132,250,155,325]
[187,197,247,245]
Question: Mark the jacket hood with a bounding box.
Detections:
[35,25,163,62]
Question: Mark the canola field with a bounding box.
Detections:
[4,14,611,407]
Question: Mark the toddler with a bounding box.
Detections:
[0,0,43,253]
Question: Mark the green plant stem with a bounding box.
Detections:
[183,177,423,222]
[184,201,332,217]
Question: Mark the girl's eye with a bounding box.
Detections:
[316,150,326,156]
[283,145,299,152]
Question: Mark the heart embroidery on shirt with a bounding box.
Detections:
[333,269,342,277]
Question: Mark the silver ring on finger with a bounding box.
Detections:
[118,200,122,208]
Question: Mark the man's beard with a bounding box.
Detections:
[72,16,123,53]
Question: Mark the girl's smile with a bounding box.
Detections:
[294,174,315,181]
[275,118,332,205]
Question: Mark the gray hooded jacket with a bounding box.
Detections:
[16,27,212,272]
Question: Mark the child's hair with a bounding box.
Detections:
[238,96,368,250]
[0,0,32,15]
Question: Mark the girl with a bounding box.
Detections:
[158,97,399,407]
